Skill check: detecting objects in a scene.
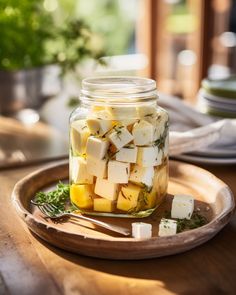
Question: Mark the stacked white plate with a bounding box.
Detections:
[174,144,236,165]
[197,89,236,118]
[197,77,236,118]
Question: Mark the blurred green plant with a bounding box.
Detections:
[75,0,136,55]
[53,0,136,56]
[0,0,106,72]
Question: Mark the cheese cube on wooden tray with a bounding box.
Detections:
[132,222,152,239]
[171,194,194,220]
[159,218,177,237]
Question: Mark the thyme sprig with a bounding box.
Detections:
[34,182,73,213]
[176,213,207,233]
[113,125,124,140]
[164,211,208,233]
[125,144,135,149]
[144,113,154,118]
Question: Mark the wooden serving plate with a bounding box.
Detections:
[12,160,235,260]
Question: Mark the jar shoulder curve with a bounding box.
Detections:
[70,105,90,123]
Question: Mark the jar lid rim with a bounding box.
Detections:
[81,76,157,101]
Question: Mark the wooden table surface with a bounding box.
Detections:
[0,116,68,169]
[0,161,236,295]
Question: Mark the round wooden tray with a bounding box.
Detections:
[12,160,235,260]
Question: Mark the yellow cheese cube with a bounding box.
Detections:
[70,184,93,209]
[143,188,157,209]
[94,198,115,212]
[117,183,141,212]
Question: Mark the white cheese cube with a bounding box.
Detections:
[87,157,107,178]
[121,119,138,126]
[137,146,162,167]
[129,165,154,187]
[108,126,133,150]
[107,106,137,120]
[86,136,109,159]
[108,160,130,183]
[153,109,169,141]
[87,114,112,136]
[93,110,112,120]
[132,120,154,146]
[71,156,93,184]
[137,105,156,118]
[94,178,119,201]
[159,218,177,237]
[171,194,194,220]
[70,120,90,155]
[115,145,138,163]
[143,115,158,126]
[140,108,168,143]
[132,222,152,239]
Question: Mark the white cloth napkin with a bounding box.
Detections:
[158,93,236,156]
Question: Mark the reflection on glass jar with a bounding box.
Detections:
[69,77,169,218]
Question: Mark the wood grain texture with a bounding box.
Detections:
[1,160,236,295]
[11,160,235,260]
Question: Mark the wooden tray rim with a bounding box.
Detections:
[11,160,235,246]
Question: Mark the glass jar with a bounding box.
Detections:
[69,77,169,218]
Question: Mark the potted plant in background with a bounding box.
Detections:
[0,0,106,115]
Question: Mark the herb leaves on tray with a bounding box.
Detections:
[176,213,208,233]
[34,182,73,213]
[165,210,207,233]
